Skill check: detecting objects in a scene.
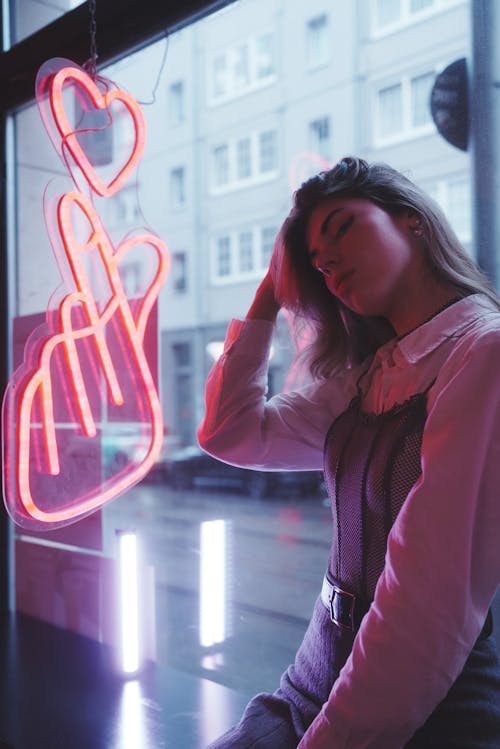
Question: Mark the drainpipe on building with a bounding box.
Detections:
[470,0,500,288]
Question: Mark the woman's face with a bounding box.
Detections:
[306,196,424,321]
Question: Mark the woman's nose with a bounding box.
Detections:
[313,247,339,276]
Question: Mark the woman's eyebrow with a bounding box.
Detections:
[320,207,345,235]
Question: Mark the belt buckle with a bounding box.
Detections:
[329,582,356,632]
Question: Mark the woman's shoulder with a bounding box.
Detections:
[431,299,500,387]
[453,297,500,349]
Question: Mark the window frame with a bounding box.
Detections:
[207,28,277,106]
[370,0,466,38]
[305,13,330,70]
[210,223,278,284]
[373,69,436,146]
[0,0,238,617]
[210,128,279,194]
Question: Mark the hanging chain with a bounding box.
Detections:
[87,0,98,78]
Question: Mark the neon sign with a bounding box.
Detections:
[2,59,169,529]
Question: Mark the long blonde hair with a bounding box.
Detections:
[272,157,500,379]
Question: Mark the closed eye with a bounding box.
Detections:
[336,216,353,239]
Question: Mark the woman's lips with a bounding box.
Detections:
[335,269,354,292]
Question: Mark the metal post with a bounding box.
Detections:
[470,0,500,288]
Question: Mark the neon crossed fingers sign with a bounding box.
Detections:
[3,58,169,529]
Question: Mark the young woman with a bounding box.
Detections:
[198,157,500,748]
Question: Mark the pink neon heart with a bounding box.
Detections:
[49,66,145,197]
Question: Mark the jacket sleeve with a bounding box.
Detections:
[197,318,358,471]
[298,328,500,748]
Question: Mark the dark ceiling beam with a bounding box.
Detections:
[0,0,234,111]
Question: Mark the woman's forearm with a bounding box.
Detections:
[246,271,280,322]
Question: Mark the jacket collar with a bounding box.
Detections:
[378,294,498,366]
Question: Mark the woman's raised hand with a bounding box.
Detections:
[246,269,281,322]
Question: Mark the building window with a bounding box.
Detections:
[422,175,471,243]
[447,176,471,241]
[372,0,457,33]
[212,224,278,283]
[211,129,278,193]
[378,83,403,138]
[209,30,276,103]
[255,32,275,80]
[375,72,435,143]
[213,145,230,187]
[238,231,254,272]
[172,342,193,446]
[309,117,331,160]
[233,44,250,89]
[108,186,141,227]
[216,236,232,277]
[168,81,185,126]
[213,54,228,98]
[170,166,186,208]
[375,0,401,26]
[306,14,330,69]
[410,72,434,127]
[410,0,434,11]
[120,261,142,297]
[236,137,252,180]
[172,251,187,293]
[261,226,277,267]
[259,130,277,173]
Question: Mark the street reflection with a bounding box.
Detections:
[118,680,147,749]
[200,518,229,647]
[104,483,331,695]
[198,677,232,748]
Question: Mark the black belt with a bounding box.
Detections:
[321,575,368,632]
[322,575,493,640]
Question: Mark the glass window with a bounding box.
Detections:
[238,231,254,272]
[108,186,142,227]
[447,176,471,239]
[255,32,276,79]
[306,14,330,68]
[7,0,85,47]
[120,261,141,297]
[375,0,401,26]
[213,144,230,186]
[378,83,403,137]
[259,130,277,173]
[309,117,331,160]
[237,138,252,179]
[172,251,188,293]
[170,166,186,207]
[213,54,228,97]
[411,72,434,127]
[216,236,232,277]
[6,3,471,739]
[169,81,185,126]
[410,0,434,12]
[172,343,194,445]
[234,44,250,89]
[261,226,276,268]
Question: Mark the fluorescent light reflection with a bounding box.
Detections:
[118,530,141,674]
[199,678,232,748]
[199,519,227,647]
[119,680,147,749]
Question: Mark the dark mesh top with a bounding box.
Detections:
[323,390,429,602]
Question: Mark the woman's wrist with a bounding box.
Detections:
[246,272,280,322]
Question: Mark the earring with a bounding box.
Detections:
[412,219,424,238]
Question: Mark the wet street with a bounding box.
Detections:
[103,480,332,698]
